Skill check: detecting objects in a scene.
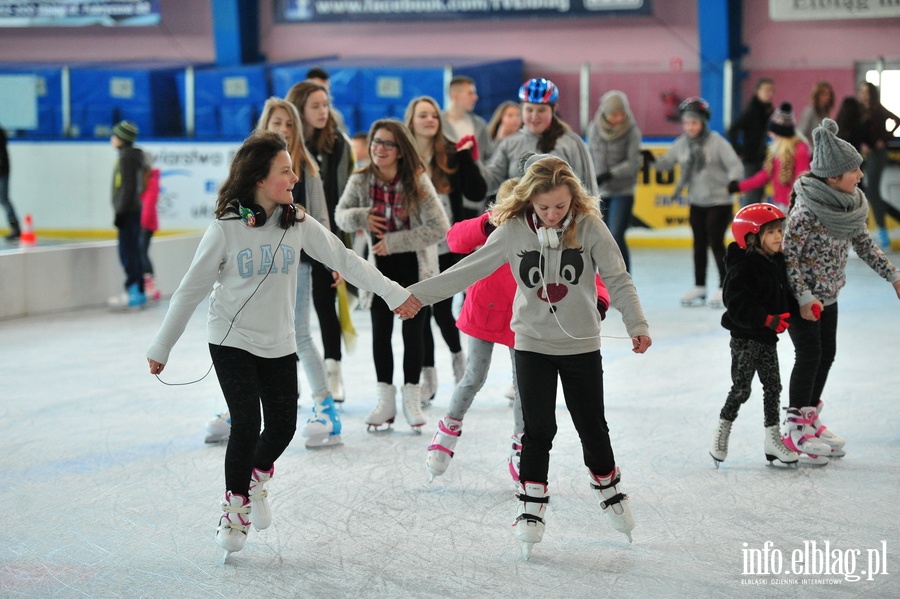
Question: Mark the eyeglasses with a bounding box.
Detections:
[371,138,399,150]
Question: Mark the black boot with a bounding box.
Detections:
[4,222,20,241]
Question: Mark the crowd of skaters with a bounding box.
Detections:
[135,67,899,561]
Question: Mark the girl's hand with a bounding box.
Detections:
[371,235,389,256]
[632,335,652,354]
[148,359,165,375]
[331,271,344,287]
[800,300,823,321]
[368,213,388,234]
[394,295,422,319]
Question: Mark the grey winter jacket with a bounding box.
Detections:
[653,132,743,207]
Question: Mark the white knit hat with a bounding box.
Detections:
[810,118,862,178]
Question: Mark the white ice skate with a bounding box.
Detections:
[589,467,634,543]
[325,359,345,403]
[514,481,548,560]
[812,401,845,457]
[426,416,462,481]
[419,366,438,407]
[708,287,724,308]
[302,395,343,448]
[205,411,231,444]
[366,383,396,432]
[710,418,732,468]
[401,383,426,432]
[451,350,466,384]
[248,466,273,531]
[216,490,250,564]
[782,407,830,466]
[680,286,706,307]
[508,433,523,483]
[764,425,799,467]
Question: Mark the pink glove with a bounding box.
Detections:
[456,135,479,161]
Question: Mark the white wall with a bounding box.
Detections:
[9,140,239,233]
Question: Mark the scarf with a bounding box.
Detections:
[598,114,632,141]
[791,177,868,239]
[673,127,709,198]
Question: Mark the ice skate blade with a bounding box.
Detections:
[624,532,633,543]
[798,454,829,466]
[305,434,344,449]
[710,454,723,469]
[366,419,394,433]
[410,425,424,435]
[680,299,706,307]
[521,542,534,560]
[205,434,229,444]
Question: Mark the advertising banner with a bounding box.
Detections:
[275,0,649,23]
[0,1,160,26]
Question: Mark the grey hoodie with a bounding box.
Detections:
[586,90,643,197]
[653,130,743,207]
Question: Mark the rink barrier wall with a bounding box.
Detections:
[0,234,201,320]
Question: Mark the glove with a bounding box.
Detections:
[764,312,791,333]
[811,304,822,320]
[727,180,741,194]
[482,217,496,237]
[596,172,612,186]
[597,299,608,321]
[455,134,479,161]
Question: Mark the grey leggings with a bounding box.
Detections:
[719,337,782,428]
[446,336,524,435]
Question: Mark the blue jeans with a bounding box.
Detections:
[600,194,634,272]
[139,228,154,275]
[294,261,330,399]
[117,211,143,291]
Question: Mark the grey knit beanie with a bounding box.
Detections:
[810,118,862,178]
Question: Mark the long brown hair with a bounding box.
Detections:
[488,101,520,140]
[810,81,835,118]
[286,80,339,156]
[257,97,319,179]
[215,130,292,219]
[362,119,428,215]
[404,96,456,195]
[490,155,599,248]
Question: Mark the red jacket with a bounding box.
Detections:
[141,168,160,231]
[447,212,610,348]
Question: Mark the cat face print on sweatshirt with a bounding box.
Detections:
[517,247,585,311]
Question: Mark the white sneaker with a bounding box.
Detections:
[680,286,706,307]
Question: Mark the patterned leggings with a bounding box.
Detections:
[719,337,782,428]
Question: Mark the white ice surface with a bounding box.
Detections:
[1,249,898,598]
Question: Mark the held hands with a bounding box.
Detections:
[331,271,344,287]
[800,300,823,321]
[765,312,791,333]
[148,358,165,375]
[455,134,479,161]
[727,180,741,194]
[394,294,422,319]
[632,335,652,354]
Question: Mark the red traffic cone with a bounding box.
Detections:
[19,214,36,246]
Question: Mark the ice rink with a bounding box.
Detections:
[2,248,898,599]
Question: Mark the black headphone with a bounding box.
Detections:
[239,202,298,229]
[533,211,573,248]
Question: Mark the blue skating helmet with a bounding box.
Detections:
[518,78,559,104]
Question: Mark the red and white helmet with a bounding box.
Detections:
[732,203,786,249]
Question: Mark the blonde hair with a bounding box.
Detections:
[257,97,319,179]
[404,96,456,194]
[764,135,801,186]
[489,156,600,248]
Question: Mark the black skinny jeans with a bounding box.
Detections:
[371,252,427,385]
[310,259,342,362]
[515,349,615,484]
[423,252,463,366]
[787,303,838,409]
[689,204,733,287]
[211,344,298,497]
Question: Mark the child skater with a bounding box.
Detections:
[654,98,743,308]
[140,155,162,301]
[146,130,420,562]
[710,203,801,469]
[425,209,611,484]
[782,118,900,463]
[728,103,811,210]
[408,155,651,559]
[334,119,450,432]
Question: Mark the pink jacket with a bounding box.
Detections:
[141,168,160,231]
[448,212,611,348]
[738,141,811,207]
